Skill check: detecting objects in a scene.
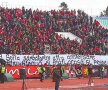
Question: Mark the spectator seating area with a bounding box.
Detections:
[0,6,107,55]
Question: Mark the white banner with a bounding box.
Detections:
[0,54,108,66]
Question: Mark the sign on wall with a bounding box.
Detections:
[6,66,39,79]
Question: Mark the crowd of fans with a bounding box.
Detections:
[0,6,107,55]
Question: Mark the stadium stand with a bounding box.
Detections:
[0,6,107,55]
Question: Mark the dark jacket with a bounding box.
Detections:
[53,68,61,81]
[88,67,92,75]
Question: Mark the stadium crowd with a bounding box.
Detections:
[0,6,108,55]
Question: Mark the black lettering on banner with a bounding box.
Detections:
[83,55,88,59]
[31,61,35,65]
[72,60,76,65]
[75,55,81,59]
[80,55,95,61]
[67,60,71,65]
[12,62,17,66]
[46,61,50,65]
[83,55,92,60]
[53,57,57,65]
[44,55,50,60]
[23,56,30,61]
[37,56,43,65]
[56,54,59,59]
[45,55,50,65]
[72,60,75,65]
[17,56,20,60]
[67,54,76,59]
[67,59,84,65]
[29,56,33,61]
[30,55,40,61]
[6,54,20,61]
[40,55,50,65]
[61,57,65,64]
[86,60,90,65]
[23,55,40,65]
[6,54,10,61]
[27,62,31,65]
[23,55,39,61]
[30,62,35,65]
[73,60,76,65]
[5,54,20,65]
[52,55,65,65]
[33,55,39,61]
[81,59,84,64]
[94,60,106,65]
[75,60,81,64]
[76,60,80,64]
[7,60,13,65]
[90,55,95,60]
[94,60,98,65]
[21,61,26,66]
[67,55,71,59]
[58,61,61,65]
[67,60,73,65]
[6,54,12,65]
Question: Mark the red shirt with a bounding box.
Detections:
[57,47,62,54]
[21,18,26,25]
[95,20,100,26]
[94,46,100,52]
[16,9,22,18]
[82,27,87,33]
[0,29,5,35]
[7,13,11,21]
[33,13,39,20]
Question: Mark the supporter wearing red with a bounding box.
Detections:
[0,6,106,55]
